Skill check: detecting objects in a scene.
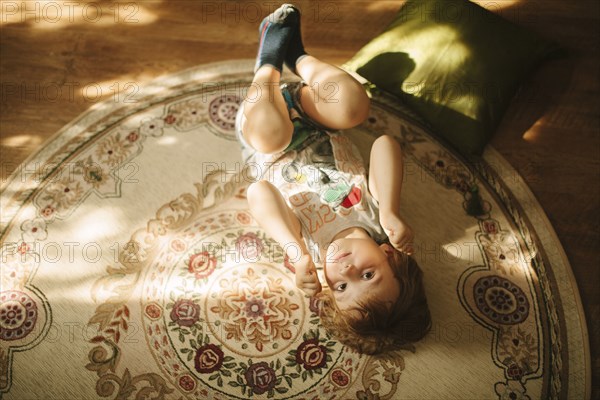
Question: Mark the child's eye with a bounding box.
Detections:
[335,283,347,292]
[362,271,374,280]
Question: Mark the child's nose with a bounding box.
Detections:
[340,264,354,276]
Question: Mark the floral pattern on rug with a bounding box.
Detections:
[85,168,407,399]
[0,67,580,399]
[0,87,244,397]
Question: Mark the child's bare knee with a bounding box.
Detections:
[253,133,291,154]
[247,180,272,201]
[330,85,370,128]
[346,105,370,127]
[346,90,370,125]
[248,125,293,154]
[247,180,262,198]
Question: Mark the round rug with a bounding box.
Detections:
[0,60,590,399]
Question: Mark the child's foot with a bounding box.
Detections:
[283,5,308,74]
[254,4,299,73]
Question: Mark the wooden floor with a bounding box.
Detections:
[1,0,598,395]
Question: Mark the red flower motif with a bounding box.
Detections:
[17,242,30,255]
[507,363,524,380]
[170,239,187,253]
[164,114,177,124]
[127,131,139,142]
[145,303,162,320]
[170,299,200,327]
[178,374,196,392]
[296,339,327,370]
[245,298,265,318]
[41,205,55,218]
[194,344,224,374]
[0,291,37,341]
[188,251,217,280]
[236,211,252,225]
[331,368,350,387]
[1,302,23,328]
[235,232,264,261]
[244,362,276,395]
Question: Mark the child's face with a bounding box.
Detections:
[324,238,400,311]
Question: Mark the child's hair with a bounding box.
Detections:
[317,249,431,355]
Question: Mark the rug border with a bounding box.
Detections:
[482,147,591,400]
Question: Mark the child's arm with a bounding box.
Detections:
[368,135,414,255]
[247,180,322,296]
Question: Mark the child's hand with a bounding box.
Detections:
[293,254,322,297]
[380,212,414,255]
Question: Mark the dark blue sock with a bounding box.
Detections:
[254,4,298,73]
[284,5,308,73]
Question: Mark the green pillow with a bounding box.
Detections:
[344,0,563,156]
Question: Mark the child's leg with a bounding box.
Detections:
[282,6,370,130]
[241,66,294,154]
[295,56,370,130]
[240,4,300,154]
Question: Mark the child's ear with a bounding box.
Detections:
[379,243,394,257]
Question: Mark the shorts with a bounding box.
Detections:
[235,81,329,163]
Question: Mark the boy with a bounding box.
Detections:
[238,4,430,354]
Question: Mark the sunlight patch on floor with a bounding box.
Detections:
[1,0,158,29]
[522,118,544,143]
[365,1,403,13]
[79,77,139,104]
[1,134,43,148]
[69,204,124,244]
[156,135,178,146]
[77,72,159,107]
